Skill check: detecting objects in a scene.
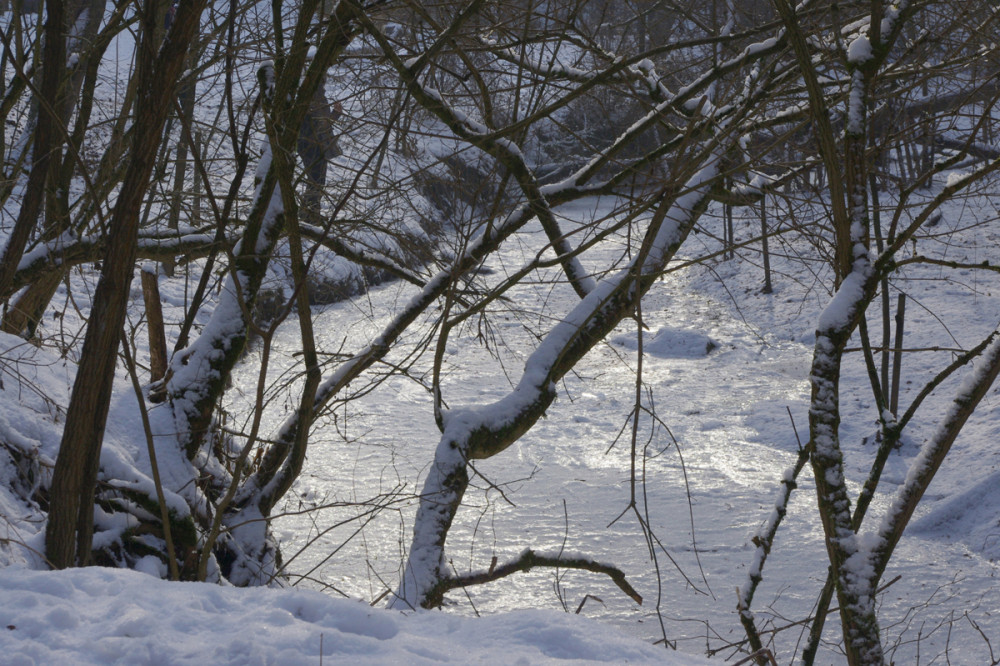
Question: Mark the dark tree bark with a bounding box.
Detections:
[45,0,208,569]
[0,1,64,300]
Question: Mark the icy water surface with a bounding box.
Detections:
[230,201,999,664]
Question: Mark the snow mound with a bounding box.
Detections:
[612,327,719,359]
[0,567,710,665]
[908,470,1000,560]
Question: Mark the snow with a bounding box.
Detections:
[0,566,708,665]
[881,2,909,39]
[611,327,718,359]
[4,6,1000,664]
[742,37,778,58]
[945,170,969,188]
[847,70,867,135]
[2,187,999,663]
[847,35,873,64]
[816,261,871,332]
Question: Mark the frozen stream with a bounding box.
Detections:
[228,198,1000,664]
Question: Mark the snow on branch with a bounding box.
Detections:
[166,139,285,461]
[298,222,425,288]
[8,229,219,297]
[871,329,1000,581]
[716,165,810,205]
[802,238,884,664]
[392,153,723,609]
[737,448,810,654]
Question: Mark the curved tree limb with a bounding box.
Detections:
[423,549,642,610]
[390,147,724,609]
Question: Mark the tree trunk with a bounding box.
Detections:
[45,0,207,569]
[0,0,64,301]
[1,271,61,337]
[142,267,168,382]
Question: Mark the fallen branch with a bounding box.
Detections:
[422,549,642,609]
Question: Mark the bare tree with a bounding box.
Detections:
[0,2,998,664]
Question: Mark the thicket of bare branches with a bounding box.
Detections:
[1,1,999,663]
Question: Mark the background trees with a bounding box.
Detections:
[1,0,999,663]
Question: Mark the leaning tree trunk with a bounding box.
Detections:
[166,1,356,462]
[391,153,722,609]
[160,2,361,581]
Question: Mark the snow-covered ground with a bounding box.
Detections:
[235,194,1000,663]
[2,1,999,661]
[0,566,708,665]
[2,188,999,663]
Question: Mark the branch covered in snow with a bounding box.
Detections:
[7,229,221,297]
[737,448,810,655]
[392,151,725,609]
[871,330,1000,582]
